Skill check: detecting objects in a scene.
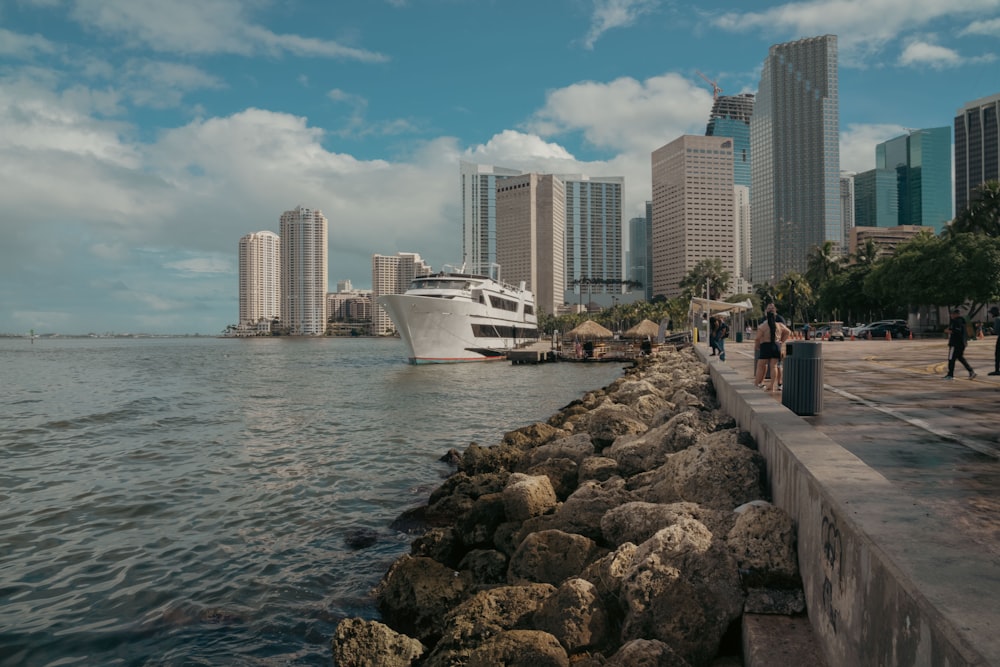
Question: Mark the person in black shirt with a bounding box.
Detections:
[990,306,1000,376]
[944,309,976,380]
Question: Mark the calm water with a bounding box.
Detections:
[0,336,624,666]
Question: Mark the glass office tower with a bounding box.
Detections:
[560,175,624,306]
[750,35,841,284]
[460,161,521,275]
[876,127,952,233]
[706,93,754,190]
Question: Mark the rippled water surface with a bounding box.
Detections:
[0,336,624,666]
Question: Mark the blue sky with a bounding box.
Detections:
[2,0,998,335]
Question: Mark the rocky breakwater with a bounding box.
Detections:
[332,346,805,667]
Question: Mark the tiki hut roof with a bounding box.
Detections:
[565,320,614,340]
[623,319,660,339]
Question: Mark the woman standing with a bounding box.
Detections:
[754,310,791,392]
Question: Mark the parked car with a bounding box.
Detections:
[855,321,911,339]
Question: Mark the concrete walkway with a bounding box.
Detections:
[700,336,1000,666]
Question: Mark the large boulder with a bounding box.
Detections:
[638,431,765,510]
[523,457,580,501]
[727,502,800,589]
[580,403,649,451]
[578,455,619,483]
[579,542,638,609]
[508,529,604,586]
[520,432,595,467]
[466,630,569,667]
[424,471,510,525]
[619,520,744,666]
[532,577,611,653]
[605,411,705,477]
[523,477,636,543]
[423,583,556,667]
[457,492,507,550]
[374,555,474,643]
[502,473,558,522]
[331,618,425,667]
[458,548,508,586]
[600,501,733,548]
[603,638,692,666]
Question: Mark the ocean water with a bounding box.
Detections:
[0,336,625,666]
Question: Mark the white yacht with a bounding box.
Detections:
[377,266,539,364]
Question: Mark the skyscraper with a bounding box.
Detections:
[558,175,623,306]
[371,252,432,335]
[876,127,952,233]
[238,231,280,330]
[750,35,841,284]
[628,212,649,300]
[495,173,566,316]
[280,206,328,336]
[853,169,898,228]
[706,93,754,189]
[954,92,1000,214]
[651,135,736,299]
[461,161,522,275]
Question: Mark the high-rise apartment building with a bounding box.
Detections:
[461,161,522,275]
[371,252,432,335]
[876,127,952,233]
[280,206,328,336]
[495,173,566,316]
[954,92,1000,214]
[558,175,623,306]
[706,93,754,190]
[651,135,736,299]
[734,185,751,292]
[238,231,280,329]
[750,35,841,284]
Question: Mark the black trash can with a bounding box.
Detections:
[735,331,744,343]
[781,341,823,415]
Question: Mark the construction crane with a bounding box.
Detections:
[696,70,722,100]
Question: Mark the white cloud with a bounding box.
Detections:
[960,17,1000,35]
[710,0,1000,65]
[65,0,389,61]
[839,122,907,173]
[526,73,711,154]
[583,0,660,49]
[165,256,233,276]
[0,28,59,57]
[897,40,963,69]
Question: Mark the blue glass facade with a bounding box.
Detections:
[875,127,952,232]
[706,94,754,190]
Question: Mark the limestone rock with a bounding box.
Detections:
[458,548,508,586]
[726,502,800,589]
[620,520,744,666]
[508,529,604,586]
[604,638,692,666]
[578,455,619,483]
[331,618,424,667]
[581,403,649,451]
[533,577,611,653]
[466,630,569,667]
[524,457,580,501]
[521,432,595,467]
[374,555,473,643]
[423,584,556,667]
[457,491,507,550]
[503,473,558,522]
[600,501,732,548]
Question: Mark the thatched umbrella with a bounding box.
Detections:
[623,318,660,339]
[565,319,613,340]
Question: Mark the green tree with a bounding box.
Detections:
[678,258,731,301]
[948,180,1000,238]
[805,240,843,293]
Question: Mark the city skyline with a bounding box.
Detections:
[2,1,999,334]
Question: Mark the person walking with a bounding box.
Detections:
[754,309,791,392]
[990,306,1000,376]
[708,316,719,356]
[716,317,729,362]
[944,309,976,380]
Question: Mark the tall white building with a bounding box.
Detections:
[372,252,432,335]
[496,173,566,316]
[461,161,522,275]
[734,185,751,292]
[238,231,281,328]
[558,175,624,307]
[751,35,841,283]
[280,206,328,336]
[651,135,736,299]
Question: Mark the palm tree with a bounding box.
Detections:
[853,238,881,268]
[949,180,1000,238]
[805,240,843,291]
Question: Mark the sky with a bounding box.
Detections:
[2,0,999,335]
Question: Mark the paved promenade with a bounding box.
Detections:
[701,335,1000,665]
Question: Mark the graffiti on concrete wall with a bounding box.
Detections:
[821,513,843,632]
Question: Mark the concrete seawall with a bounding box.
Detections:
[703,346,1000,666]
